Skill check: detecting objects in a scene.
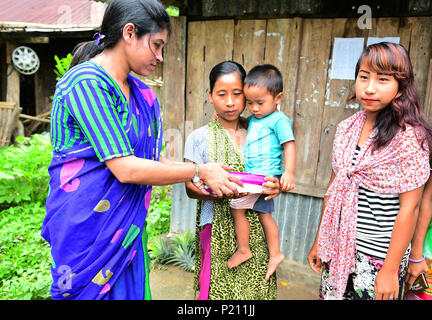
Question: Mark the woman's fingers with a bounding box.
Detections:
[262,176,281,200]
[307,255,322,274]
[375,291,398,300]
[404,272,417,292]
[374,270,399,300]
[201,163,241,197]
[405,260,429,291]
[220,164,233,172]
[262,176,280,190]
[233,192,249,199]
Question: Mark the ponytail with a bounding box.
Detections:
[70,0,171,68]
[70,41,103,68]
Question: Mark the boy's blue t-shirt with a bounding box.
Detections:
[244,111,295,175]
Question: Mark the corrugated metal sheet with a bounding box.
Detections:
[170,183,197,234]
[0,0,105,25]
[273,191,323,265]
[170,183,323,265]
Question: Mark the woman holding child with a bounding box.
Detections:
[184,61,286,299]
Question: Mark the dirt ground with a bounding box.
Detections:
[149,259,320,300]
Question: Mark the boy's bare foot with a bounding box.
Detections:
[265,253,285,280]
[227,249,253,269]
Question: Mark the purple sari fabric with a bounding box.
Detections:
[41,74,162,299]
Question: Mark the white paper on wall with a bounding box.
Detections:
[330,37,365,80]
[366,37,400,46]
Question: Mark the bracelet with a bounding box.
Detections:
[408,255,426,263]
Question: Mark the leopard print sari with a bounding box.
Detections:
[193,120,277,299]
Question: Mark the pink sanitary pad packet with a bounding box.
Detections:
[206,171,271,194]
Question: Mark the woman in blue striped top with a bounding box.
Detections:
[41,0,244,300]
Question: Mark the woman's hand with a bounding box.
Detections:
[261,176,281,200]
[374,268,399,300]
[192,179,212,194]
[190,178,249,200]
[405,259,429,292]
[307,242,322,274]
[199,163,243,198]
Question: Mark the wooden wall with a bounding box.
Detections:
[183,0,432,19]
[184,16,432,198]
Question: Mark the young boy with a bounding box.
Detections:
[228,64,296,281]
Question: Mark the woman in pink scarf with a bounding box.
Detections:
[307,42,432,300]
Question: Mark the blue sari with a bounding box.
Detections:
[41,62,162,300]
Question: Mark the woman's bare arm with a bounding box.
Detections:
[405,176,432,290]
[105,155,242,197]
[375,185,424,300]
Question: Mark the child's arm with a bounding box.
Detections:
[280,140,296,192]
[405,176,432,290]
[374,185,424,300]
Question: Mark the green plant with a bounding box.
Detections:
[0,202,52,299]
[168,231,195,272]
[148,232,195,273]
[148,235,174,265]
[146,185,172,240]
[53,53,73,80]
[0,133,53,299]
[0,134,52,208]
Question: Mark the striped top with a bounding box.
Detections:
[50,61,134,162]
[353,145,401,260]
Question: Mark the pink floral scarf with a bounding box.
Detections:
[318,110,430,299]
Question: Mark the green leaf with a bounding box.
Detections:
[14,136,25,143]
[166,6,179,16]
[0,172,14,179]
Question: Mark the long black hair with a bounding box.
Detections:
[209,61,246,93]
[70,0,171,68]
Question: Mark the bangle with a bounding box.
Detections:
[408,255,426,263]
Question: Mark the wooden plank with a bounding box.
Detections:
[424,59,432,124]
[185,21,206,139]
[264,18,303,121]
[19,113,50,123]
[185,19,234,135]
[293,18,334,187]
[372,17,401,38]
[233,19,266,72]
[232,19,266,118]
[203,19,235,126]
[406,17,432,107]
[34,46,53,117]
[14,37,50,44]
[5,41,20,108]
[160,16,187,162]
[0,101,20,146]
[289,183,327,199]
[396,17,412,50]
[315,18,367,188]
